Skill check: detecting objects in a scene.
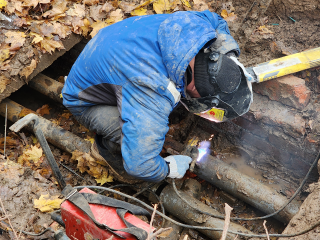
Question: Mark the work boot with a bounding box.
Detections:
[91,135,142,184]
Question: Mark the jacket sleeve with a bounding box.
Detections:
[119,79,175,182]
[209,12,240,56]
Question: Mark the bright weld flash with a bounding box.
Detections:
[196,140,211,162]
[197,148,207,162]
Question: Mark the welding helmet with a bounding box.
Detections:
[180,50,253,122]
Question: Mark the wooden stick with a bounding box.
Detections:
[263,220,270,240]
[220,203,233,240]
[0,196,18,239]
[4,104,7,163]
[147,204,158,240]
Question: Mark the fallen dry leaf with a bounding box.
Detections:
[71,150,113,184]
[192,0,208,11]
[221,9,237,22]
[83,0,99,6]
[19,59,37,79]
[30,32,44,44]
[5,31,26,48]
[90,20,108,37]
[89,5,108,21]
[153,0,171,14]
[119,1,135,13]
[157,227,173,237]
[18,145,43,166]
[52,21,72,38]
[180,0,191,8]
[258,25,274,34]
[39,38,64,54]
[42,0,68,18]
[221,9,228,18]
[23,0,50,8]
[0,136,17,149]
[5,1,22,13]
[19,108,36,118]
[0,160,24,184]
[70,16,85,34]
[34,194,64,212]
[106,9,124,24]
[131,7,147,16]
[84,137,94,144]
[95,169,113,185]
[13,17,27,27]
[80,18,91,37]
[31,135,38,144]
[61,112,72,118]
[0,75,11,93]
[39,22,55,37]
[0,49,10,62]
[66,3,85,18]
[0,0,7,9]
[101,2,114,13]
[36,104,51,116]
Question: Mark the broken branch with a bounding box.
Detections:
[263,220,270,240]
[147,203,158,240]
[220,203,233,240]
[0,195,18,239]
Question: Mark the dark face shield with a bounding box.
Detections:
[181,51,253,122]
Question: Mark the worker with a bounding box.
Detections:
[62,10,253,183]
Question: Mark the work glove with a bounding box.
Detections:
[164,155,192,179]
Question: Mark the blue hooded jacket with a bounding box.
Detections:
[62,10,239,182]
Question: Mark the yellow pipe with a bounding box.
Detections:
[253,47,320,82]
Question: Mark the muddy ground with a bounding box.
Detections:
[1,0,320,239]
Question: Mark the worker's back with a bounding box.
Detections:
[62,11,220,112]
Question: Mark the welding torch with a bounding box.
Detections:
[165,137,200,172]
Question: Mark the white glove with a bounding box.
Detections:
[164,155,192,178]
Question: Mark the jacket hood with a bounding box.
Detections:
[158,11,218,91]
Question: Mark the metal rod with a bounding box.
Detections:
[34,119,67,189]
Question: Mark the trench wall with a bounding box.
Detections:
[198,68,320,184]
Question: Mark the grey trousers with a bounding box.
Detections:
[68,105,122,149]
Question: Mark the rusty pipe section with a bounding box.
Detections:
[194,154,300,223]
[29,73,63,103]
[0,98,91,154]
[160,184,254,240]
[163,137,300,223]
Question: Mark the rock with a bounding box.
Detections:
[253,75,311,110]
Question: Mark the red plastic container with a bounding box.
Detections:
[61,188,152,240]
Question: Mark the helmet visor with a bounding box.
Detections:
[181,72,252,122]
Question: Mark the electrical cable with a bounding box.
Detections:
[74,185,320,238]
[97,182,166,227]
[1,221,53,236]
[173,144,320,221]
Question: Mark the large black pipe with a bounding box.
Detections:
[194,154,301,223]
[160,184,254,240]
[0,98,91,154]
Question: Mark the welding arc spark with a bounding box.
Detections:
[197,148,207,162]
